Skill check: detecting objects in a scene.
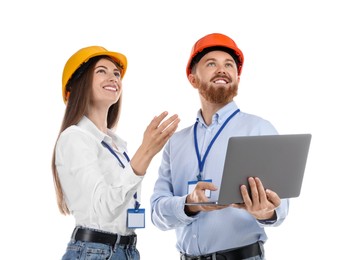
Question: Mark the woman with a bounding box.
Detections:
[52,46,180,259]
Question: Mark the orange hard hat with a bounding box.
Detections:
[62,46,127,104]
[186,33,244,77]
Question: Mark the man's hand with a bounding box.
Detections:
[184,181,229,215]
[232,177,281,220]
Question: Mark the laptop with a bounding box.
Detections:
[185,134,312,205]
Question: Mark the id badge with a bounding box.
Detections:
[187,179,212,198]
[127,208,145,229]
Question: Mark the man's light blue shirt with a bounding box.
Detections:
[150,101,289,256]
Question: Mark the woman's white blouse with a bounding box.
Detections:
[55,116,143,235]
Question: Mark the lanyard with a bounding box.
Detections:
[194,109,240,181]
[101,141,130,167]
[101,141,140,210]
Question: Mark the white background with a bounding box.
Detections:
[1,0,347,259]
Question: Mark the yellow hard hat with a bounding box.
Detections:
[62,46,127,104]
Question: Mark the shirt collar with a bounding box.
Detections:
[77,116,127,147]
[196,101,239,127]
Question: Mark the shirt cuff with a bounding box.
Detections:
[175,196,200,223]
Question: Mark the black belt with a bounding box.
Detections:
[71,227,137,247]
[180,241,262,260]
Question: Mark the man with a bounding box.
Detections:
[150,33,289,260]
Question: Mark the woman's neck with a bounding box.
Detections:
[86,108,108,134]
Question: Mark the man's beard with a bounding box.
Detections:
[198,79,238,104]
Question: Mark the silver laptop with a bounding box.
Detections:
[185,134,312,205]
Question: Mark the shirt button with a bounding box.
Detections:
[192,235,197,239]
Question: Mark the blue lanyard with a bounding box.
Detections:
[101,141,140,210]
[101,141,129,167]
[194,109,240,181]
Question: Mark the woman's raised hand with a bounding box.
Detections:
[131,111,180,175]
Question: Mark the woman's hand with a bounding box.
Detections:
[131,111,180,175]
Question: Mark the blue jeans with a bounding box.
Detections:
[61,240,140,260]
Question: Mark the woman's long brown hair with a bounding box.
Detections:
[52,56,122,215]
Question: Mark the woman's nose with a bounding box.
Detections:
[109,72,120,82]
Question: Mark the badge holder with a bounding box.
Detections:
[127,196,145,228]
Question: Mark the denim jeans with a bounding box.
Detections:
[61,240,140,260]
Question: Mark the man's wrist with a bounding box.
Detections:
[257,211,277,224]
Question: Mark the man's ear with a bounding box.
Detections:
[188,74,198,89]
